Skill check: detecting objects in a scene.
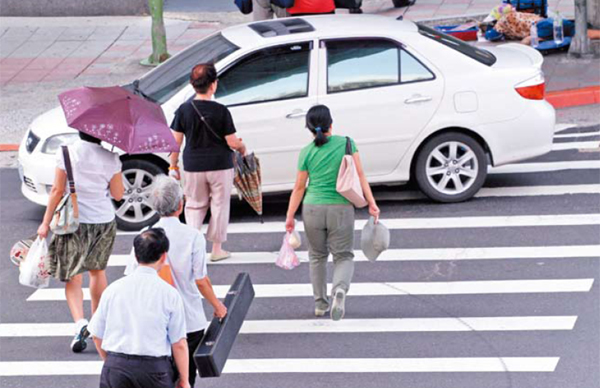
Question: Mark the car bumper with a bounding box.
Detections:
[478,100,556,166]
[17,132,56,206]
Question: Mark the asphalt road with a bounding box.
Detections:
[0,124,599,388]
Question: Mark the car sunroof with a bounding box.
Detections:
[249,19,315,38]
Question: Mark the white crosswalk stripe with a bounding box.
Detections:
[4,124,599,385]
[26,279,595,301]
[0,316,578,337]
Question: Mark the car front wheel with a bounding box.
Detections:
[415,132,487,203]
[113,159,164,231]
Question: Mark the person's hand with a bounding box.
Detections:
[214,301,227,319]
[368,203,380,224]
[176,379,191,388]
[169,168,180,181]
[285,216,295,233]
[37,223,50,239]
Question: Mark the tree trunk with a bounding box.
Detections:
[570,0,591,57]
[588,0,600,29]
[142,0,170,66]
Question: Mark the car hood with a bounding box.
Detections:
[30,106,74,139]
[486,43,543,70]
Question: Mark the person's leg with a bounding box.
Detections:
[187,330,204,387]
[206,168,234,257]
[184,171,210,232]
[89,270,108,315]
[253,0,274,21]
[302,205,330,314]
[65,274,85,322]
[326,205,355,321]
[272,3,289,18]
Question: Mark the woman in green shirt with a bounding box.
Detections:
[285,105,380,321]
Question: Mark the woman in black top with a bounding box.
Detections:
[170,63,246,261]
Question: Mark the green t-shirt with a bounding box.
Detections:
[297,135,358,205]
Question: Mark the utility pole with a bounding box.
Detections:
[141,0,170,66]
[569,0,592,57]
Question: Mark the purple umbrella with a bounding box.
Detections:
[58,86,179,154]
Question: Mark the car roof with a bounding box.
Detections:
[222,14,418,49]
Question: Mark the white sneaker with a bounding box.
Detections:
[315,307,329,317]
[70,325,89,353]
[330,289,346,321]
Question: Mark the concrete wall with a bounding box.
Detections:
[0,0,149,16]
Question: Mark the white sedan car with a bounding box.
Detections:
[18,15,555,230]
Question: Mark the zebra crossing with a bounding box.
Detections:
[0,124,599,388]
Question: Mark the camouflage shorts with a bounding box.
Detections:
[49,221,117,282]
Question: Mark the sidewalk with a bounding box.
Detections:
[0,0,597,150]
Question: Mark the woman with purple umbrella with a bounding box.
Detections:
[37,132,124,353]
[169,63,246,262]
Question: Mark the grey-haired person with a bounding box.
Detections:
[125,175,227,387]
[285,105,380,321]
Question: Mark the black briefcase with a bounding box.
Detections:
[194,272,254,378]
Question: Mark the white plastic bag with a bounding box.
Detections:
[276,232,300,270]
[19,237,51,289]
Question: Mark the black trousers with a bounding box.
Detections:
[172,330,205,387]
[100,352,174,388]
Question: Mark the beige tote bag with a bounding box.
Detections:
[336,137,368,208]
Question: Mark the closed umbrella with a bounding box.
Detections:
[233,152,263,221]
[58,86,179,154]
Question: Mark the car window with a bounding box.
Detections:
[417,23,496,66]
[400,49,434,83]
[130,33,239,104]
[215,42,311,106]
[326,39,399,93]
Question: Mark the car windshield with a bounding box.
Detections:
[417,23,496,66]
[125,33,239,104]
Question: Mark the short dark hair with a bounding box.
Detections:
[190,63,217,94]
[79,132,102,144]
[133,228,170,264]
[306,105,333,147]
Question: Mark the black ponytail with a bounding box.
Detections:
[306,105,333,147]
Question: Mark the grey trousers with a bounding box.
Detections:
[302,204,355,311]
[253,0,288,21]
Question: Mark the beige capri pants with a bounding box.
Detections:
[183,168,234,243]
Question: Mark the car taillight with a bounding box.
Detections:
[515,72,545,100]
[516,83,545,100]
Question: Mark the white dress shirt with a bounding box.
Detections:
[88,266,187,357]
[56,140,122,224]
[125,217,209,333]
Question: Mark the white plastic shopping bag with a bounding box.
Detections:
[276,232,300,270]
[19,236,51,289]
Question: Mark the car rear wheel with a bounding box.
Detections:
[113,159,164,231]
[415,132,487,203]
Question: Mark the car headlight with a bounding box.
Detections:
[41,133,79,154]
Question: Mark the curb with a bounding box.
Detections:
[1,86,598,153]
[546,86,600,109]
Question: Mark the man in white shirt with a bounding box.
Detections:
[89,228,190,388]
[125,175,227,387]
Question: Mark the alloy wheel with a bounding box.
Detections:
[113,168,157,225]
[425,141,479,196]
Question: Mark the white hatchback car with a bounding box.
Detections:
[18,15,555,230]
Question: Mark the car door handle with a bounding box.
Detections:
[286,110,307,119]
[405,96,432,104]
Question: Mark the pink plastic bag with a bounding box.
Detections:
[276,232,300,270]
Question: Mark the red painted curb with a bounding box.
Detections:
[0,144,18,152]
[546,85,600,109]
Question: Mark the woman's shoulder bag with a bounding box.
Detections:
[50,146,80,235]
[336,137,368,208]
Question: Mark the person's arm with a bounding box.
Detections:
[353,152,380,222]
[37,167,67,238]
[225,134,246,155]
[285,170,309,232]
[196,277,227,318]
[169,131,185,180]
[92,337,107,361]
[172,339,190,388]
[109,172,124,201]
